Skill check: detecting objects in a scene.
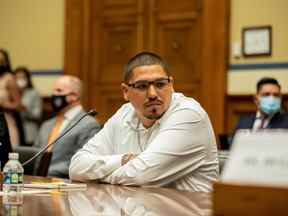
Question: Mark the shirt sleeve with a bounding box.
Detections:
[101,109,213,187]
[69,116,123,182]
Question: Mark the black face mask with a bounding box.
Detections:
[51,95,69,113]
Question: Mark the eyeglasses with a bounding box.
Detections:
[127,77,171,92]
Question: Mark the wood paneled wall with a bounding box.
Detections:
[64,0,230,136]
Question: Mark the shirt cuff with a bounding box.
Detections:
[103,154,123,173]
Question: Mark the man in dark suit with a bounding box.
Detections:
[34,75,101,178]
[235,77,288,131]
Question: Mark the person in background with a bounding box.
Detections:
[0,49,24,147]
[14,66,42,146]
[235,77,288,131]
[69,52,218,192]
[34,75,101,178]
[0,110,12,166]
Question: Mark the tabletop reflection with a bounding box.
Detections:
[68,184,212,216]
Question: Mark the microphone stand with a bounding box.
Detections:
[22,109,97,166]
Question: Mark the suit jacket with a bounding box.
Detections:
[34,110,101,178]
[235,112,288,130]
[0,111,12,166]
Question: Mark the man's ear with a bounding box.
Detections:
[121,83,129,101]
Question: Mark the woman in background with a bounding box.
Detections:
[0,49,23,147]
[15,66,42,146]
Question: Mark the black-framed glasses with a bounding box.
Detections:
[127,77,171,92]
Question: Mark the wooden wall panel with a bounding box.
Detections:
[104,0,136,7]
[154,0,201,12]
[226,95,256,134]
[200,0,229,135]
[87,0,143,122]
[150,0,203,110]
[157,22,201,83]
[97,87,125,121]
[99,23,138,83]
[65,0,93,107]
[65,0,229,136]
[64,0,84,76]
[174,83,201,101]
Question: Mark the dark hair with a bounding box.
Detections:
[256,77,281,93]
[0,49,12,72]
[124,51,170,82]
[14,66,34,88]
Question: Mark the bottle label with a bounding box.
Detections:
[4,173,11,184]
[11,173,18,184]
[18,173,23,184]
[3,172,23,184]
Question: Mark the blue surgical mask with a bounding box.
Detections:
[259,96,281,116]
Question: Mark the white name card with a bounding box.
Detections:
[221,129,288,187]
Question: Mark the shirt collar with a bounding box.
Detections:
[255,111,262,119]
[63,105,83,121]
[255,110,275,120]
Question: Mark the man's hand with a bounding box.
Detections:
[121,154,138,166]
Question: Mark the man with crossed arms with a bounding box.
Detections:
[70,52,218,192]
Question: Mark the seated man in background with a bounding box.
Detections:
[235,77,288,131]
[34,75,101,178]
[69,52,219,192]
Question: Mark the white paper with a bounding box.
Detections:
[221,129,288,187]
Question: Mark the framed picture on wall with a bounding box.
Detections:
[242,25,272,57]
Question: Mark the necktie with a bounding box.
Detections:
[259,116,268,129]
[37,114,64,176]
[47,114,65,151]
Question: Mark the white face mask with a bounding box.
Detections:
[16,79,28,89]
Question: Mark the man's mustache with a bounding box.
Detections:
[144,98,163,107]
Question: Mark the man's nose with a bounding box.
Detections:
[147,84,158,98]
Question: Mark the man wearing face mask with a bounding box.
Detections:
[235,77,288,132]
[34,75,101,178]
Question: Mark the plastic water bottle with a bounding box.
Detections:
[3,153,24,194]
[2,153,24,216]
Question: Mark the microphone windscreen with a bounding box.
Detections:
[88,109,98,116]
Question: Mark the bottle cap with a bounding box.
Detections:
[8,152,19,160]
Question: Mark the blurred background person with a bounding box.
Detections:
[34,75,101,178]
[235,77,288,132]
[0,48,25,147]
[0,111,12,166]
[15,66,42,146]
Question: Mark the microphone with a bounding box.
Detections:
[22,109,97,166]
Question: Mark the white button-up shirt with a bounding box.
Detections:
[69,93,218,192]
[252,111,273,130]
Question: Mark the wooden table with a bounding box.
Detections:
[0,176,212,215]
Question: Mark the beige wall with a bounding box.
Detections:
[229,0,288,94]
[0,0,64,96]
[1,0,287,95]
